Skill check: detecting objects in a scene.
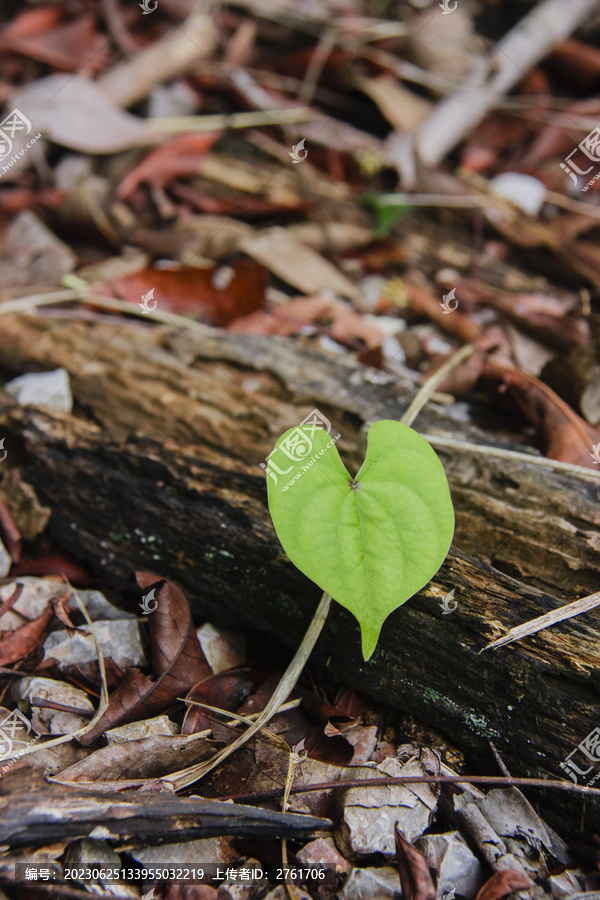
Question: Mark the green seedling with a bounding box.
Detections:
[268,420,455,660]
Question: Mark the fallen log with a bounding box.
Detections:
[0,312,599,834]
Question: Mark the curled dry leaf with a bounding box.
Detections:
[394,825,436,900]
[484,361,600,468]
[474,869,532,900]
[0,602,54,666]
[79,577,211,745]
[0,496,22,564]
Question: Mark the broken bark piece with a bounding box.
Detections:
[0,769,331,848]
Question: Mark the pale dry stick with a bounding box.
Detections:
[97,1,218,108]
[389,0,600,172]
[376,191,600,222]
[425,435,600,482]
[483,590,600,652]
[402,343,475,429]
[179,697,302,724]
[148,108,318,134]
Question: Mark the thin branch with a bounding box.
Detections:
[221,773,600,803]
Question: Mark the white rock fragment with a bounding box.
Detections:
[4,368,73,413]
[106,715,178,744]
[43,619,146,670]
[340,866,402,900]
[0,576,68,631]
[0,536,10,578]
[417,831,484,897]
[196,622,246,674]
[489,172,546,216]
[11,676,94,735]
[335,757,437,858]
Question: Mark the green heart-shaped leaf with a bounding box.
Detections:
[267,420,454,660]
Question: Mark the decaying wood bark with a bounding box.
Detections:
[0,312,599,834]
[0,768,330,849]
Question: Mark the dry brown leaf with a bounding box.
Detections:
[484,361,600,468]
[56,735,214,783]
[115,132,222,200]
[79,578,211,745]
[228,295,383,349]
[0,603,54,666]
[110,259,268,326]
[240,227,361,302]
[394,825,436,900]
[474,869,532,900]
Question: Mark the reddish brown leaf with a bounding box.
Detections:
[394,826,436,900]
[483,361,600,468]
[51,592,82,636]
[300,689,353,725]
[0,497,21,564]
[10,551,91,581]
[333,686,362,720]
[0,15,106,72]
[303,723,354,766]
[228,295,384,350]
[474,869,532,900]
[0,604,54,666]
[182,668,254,735]
[110,259,268,326]
[78,578,211,745]
[115,133,222,200]
[1,6,63,39]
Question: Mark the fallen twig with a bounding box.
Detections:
[483,590,600,651]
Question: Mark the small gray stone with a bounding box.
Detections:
[336,758,437,858]
[11,677,94,735]
[340,866,402,900]
[43,619,146,670]
[4,368,72,413]
[417,831,485,897]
